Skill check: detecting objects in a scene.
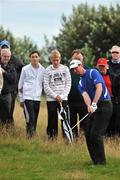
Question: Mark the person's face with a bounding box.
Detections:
[51,57,61,68]
[30,53,40,66]
[1,51,11,65]
[72,53,83,63]
[111,49,120,60]
[73,64,85,75]
[97,65,107,75]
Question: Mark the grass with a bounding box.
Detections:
[0,100,120,180]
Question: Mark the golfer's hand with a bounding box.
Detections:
[55,95,62,103]
[88,103,97,113]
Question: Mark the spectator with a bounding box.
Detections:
[68,49,88,140]
[108,45,120,136]
[108,45,120,75]
[44,49,71,140]
[18,51,44,138]
[96,58,113,97]
[96,58,114,136]
[0,40,24,126]
[0,66,3,94]
[0,49,17,128]
[70,59,113,165]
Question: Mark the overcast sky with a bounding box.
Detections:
[0,0,119,48]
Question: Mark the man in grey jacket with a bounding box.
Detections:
[44,49,71,140]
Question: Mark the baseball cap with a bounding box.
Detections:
[0,40,10,48]
[69,59,82,69]
[97,58,108,66]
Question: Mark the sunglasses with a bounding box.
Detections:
[111,51,119,54]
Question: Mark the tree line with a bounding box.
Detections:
[0,3,120,67]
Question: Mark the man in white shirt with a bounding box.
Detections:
[44,49,71,140]
[18,51,45,138]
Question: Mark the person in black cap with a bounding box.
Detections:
[0,40,24,126]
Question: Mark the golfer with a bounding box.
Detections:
[70,59,113,165]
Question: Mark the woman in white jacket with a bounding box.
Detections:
[18,51,45,138]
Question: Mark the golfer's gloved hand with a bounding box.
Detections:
[90,102,97,112]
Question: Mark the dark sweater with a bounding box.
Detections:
[0,62,17,95]
[112,73,120,98]
[108,60,120,99]
[9,55,24,91]
[108,60,120,77]
[68,71,83,103]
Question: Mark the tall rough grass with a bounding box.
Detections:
[0,99,120,179]
[4,99,120,154]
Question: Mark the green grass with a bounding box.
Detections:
[0,100,120,180]
[0,133,120,180]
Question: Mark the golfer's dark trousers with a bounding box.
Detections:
[84,100,113,165]
[47,100,68,139]
[24,100,40,138]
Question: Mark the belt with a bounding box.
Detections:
[97,100,111,107]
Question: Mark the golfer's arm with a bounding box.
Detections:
[92,83,102,104]
[82,92,91,107]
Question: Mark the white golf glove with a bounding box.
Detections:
[90,102,97,112]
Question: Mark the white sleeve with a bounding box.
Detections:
[60,67,71,99]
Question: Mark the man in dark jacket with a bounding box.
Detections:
[108,45,120,136]
[108,45,120,75]
[0,40,24,125]
[0,48,17,127]
[68,49,88,140]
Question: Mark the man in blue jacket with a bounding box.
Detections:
[70,59,113,165]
